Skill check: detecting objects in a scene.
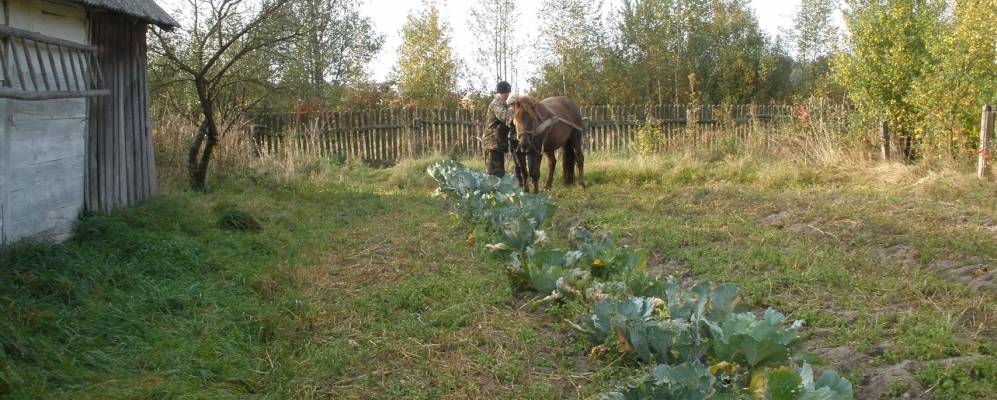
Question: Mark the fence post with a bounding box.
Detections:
[978,104,994,179]
[880,121,891,161]
[410,117,423,158]
[686,107,698,146]
[749,104,758,134]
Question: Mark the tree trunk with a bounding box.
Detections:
[188,78,220,191]
[192,126,219,190]
[188,121,208,188]
[901,131,916,162]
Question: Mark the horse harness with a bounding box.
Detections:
[523,104,584,138]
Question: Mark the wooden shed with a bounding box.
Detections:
[0,0,178,244]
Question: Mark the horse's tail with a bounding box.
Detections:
[563,130,577,186]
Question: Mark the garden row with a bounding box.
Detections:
[427,160,855,399]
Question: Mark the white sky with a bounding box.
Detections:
[156,0,814,92]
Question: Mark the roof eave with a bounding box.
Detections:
[69,1,180,31]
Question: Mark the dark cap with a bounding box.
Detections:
[496,81,511,93]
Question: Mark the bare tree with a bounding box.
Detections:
[151,0,295,191]
[468,0,520,93]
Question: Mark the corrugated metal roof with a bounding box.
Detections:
[68,0,179,29]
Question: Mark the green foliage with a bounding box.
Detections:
[913,357,997,399]
[833,0,997,160]
[530,0,615,104]
[793,0,839,64]
[396,3,461,107]
[912,0,997,158]
[570,227,650,280]
[603,362,718,400]
[149,0,296,190]
[532,0,795,104]
[767,367,804,400]
[427,160,556,251]
[271,0,384,106]
[791,0,841,96]
[632,117,664,157]
[0,194,307,398]
[799,363,854,400]
[707,309,803,369]
[658,281,742,322]
[426,160,855,399]
[760,364,854,400]
[588,297,656,344]
[833,0,942,159]
[516,247,576,294]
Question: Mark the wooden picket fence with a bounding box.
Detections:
[250,108,483,161]
[248,104,852,161]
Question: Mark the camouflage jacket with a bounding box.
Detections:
[484,95,514,151]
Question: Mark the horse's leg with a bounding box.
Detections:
[515,164,525,191]
[516,152,529,191]
[573,131,586,189]
[529,152,541,193]
[544,151,556,191]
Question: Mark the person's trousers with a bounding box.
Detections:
[486,149,505,177]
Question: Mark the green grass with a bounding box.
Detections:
[0,160,609,399]
[1,154,995,398]
[555,153,996,396]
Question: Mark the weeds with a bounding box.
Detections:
[3,119,993,398]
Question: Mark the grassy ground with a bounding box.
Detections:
[1,153,994,399]
[555,154,997,399]
[0,159,609,399]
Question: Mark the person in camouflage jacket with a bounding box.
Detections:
[485,81,515,177]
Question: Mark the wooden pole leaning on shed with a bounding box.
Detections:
[978,104,994,179]
[880,121,891,161]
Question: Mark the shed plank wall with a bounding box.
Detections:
[1,0,87,244]
[86,12,155,213]
[0,0,6,242]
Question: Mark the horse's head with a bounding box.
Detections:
[509,96,541,153]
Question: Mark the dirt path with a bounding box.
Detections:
[296,189,595,399]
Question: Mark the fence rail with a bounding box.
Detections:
[249,104,851,161]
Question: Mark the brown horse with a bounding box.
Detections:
[509,96,586,193]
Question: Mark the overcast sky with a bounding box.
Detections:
[157,0,826,92]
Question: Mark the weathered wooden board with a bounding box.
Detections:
[1,0,6,242]
[0,94,6,244]
[1,0,88,244]
[248,103,827,161]
[85,12,156,213]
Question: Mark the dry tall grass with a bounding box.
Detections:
[152,106,991,200]
[152,115,339,191]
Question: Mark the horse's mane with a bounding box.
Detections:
[512,96,541,125]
